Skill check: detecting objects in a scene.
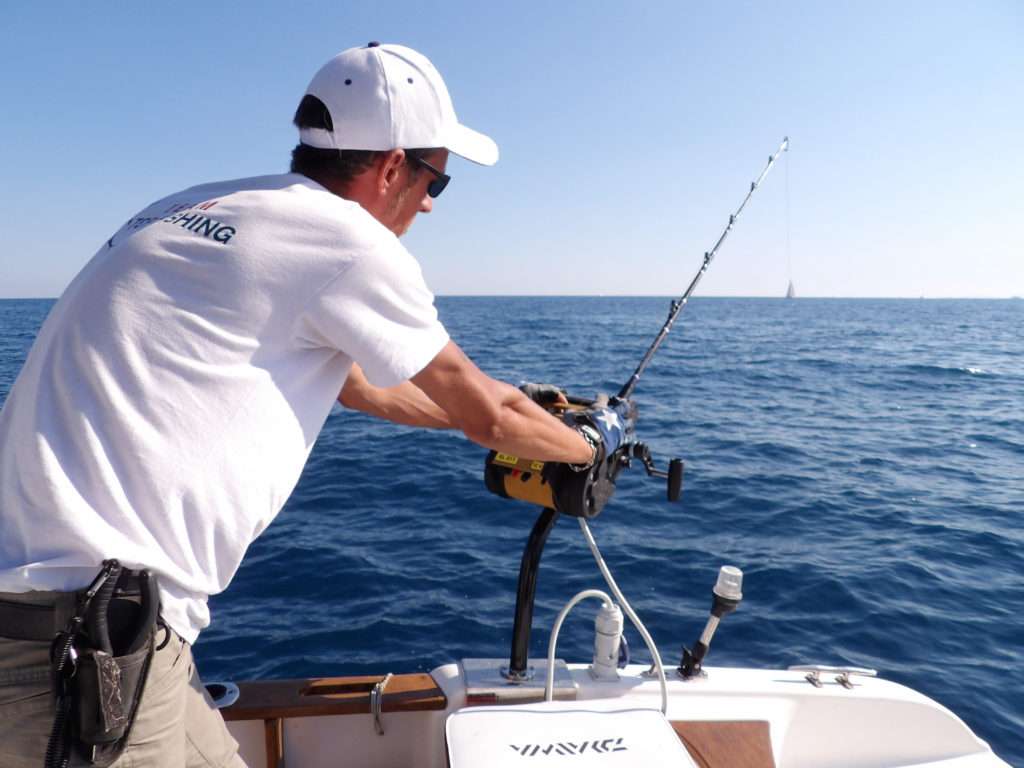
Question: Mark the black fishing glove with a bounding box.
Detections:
[518,382,568,406]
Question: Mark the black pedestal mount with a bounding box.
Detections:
[502,506,560,681]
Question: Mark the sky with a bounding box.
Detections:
[0,1,1021,299]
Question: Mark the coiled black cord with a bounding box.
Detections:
[45,630,77,768]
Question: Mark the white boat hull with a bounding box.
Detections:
[220,661,1009,767]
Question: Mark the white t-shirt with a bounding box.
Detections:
[0,173,450,643]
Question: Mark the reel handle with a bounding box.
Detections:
[668,459,683,501]
[629,443,684,502]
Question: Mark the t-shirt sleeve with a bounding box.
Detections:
[295,241,450,388]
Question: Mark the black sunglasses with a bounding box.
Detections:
[407,154,450,198]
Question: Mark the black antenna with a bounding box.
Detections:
[618,137,789,400]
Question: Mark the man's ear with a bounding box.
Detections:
[375,149,407,196]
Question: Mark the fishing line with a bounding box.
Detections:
[785,142,792,288]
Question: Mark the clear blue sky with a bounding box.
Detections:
[1,2,1020,298]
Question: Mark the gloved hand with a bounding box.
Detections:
[519,382,568,407]
[562,396,637,470]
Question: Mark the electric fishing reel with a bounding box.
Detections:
[484,394,684,519]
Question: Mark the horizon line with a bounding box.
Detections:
[2,294,1022,302]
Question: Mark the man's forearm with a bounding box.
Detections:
[340,365,453,429]
[410,343,593,464]
[458,380,592,463]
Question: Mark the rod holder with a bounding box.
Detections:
[679,566,743,680]
[503,507,560,681]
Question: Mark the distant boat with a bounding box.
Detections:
[785,280,796,299]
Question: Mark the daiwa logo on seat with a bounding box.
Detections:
[509,738,627,757]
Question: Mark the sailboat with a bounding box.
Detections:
[786,279,795,299]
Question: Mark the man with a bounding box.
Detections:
[0,43,620,767]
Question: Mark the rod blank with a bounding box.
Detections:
[618,137,789,400]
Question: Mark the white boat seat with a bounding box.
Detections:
[446,700,699,767]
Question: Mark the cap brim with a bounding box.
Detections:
[446,123,499,166]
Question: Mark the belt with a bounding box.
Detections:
[0,571,149,643]
[0,595,76,642]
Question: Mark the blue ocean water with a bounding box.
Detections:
[1,296,1021,764]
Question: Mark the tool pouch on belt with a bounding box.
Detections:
[67,564,161,767]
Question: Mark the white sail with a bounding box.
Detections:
[786,280,796,299]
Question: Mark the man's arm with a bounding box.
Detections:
[339,363,453,429]
[411,341,593,464]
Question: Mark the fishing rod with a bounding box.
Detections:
[619,136,790,400]
[485,137,790,518]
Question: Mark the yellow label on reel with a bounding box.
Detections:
[484,450,556,509]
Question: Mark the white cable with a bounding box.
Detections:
[544,589,613,702]
[578,518,669,715]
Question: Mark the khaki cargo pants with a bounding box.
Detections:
[0,591,246,768]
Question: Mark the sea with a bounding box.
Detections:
[1,296,1021,764]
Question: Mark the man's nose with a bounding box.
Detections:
[419,194,433,214]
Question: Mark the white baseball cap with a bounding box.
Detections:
[298,42,498,166]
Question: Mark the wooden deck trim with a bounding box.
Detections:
[263,718,283,768]
[671,720,775,768]
[220,672,447,722]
